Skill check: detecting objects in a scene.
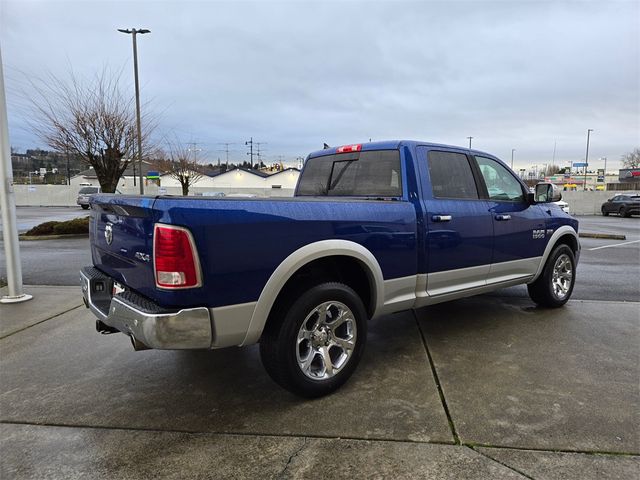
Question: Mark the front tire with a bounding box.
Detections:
[81,205,89,210]
[527,244,576,308]
[601,207,609,216]
[260,282,367,398]
[620,207,629,218]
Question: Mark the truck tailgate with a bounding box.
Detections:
[90,195,158,301]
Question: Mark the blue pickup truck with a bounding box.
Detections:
[81,140,579,397]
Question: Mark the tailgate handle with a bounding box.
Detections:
[432,215,452,222]
[495,214,511,221]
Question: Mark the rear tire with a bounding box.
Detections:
[527,244,576,308]
[620,207,629,218]
[260,282,367,398]
[81,205,89,210]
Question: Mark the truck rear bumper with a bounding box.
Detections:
[80,266,212,350]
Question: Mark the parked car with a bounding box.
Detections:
[81,140,580,397]
[554,200,570,214]
[76,186,100,209]
[600,194,640,217]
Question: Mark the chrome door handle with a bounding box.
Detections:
[495,214,511,221]
[432,215,452,222]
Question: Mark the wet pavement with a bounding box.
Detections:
[1,286,638,479]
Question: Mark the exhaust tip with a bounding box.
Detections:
[130,335,150,351]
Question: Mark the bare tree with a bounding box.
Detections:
[27,67,155,192]
[621,148,640,169]
[544,165,561,176]
[154,143,204,196]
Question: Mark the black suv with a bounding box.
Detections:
[601,194,640,217]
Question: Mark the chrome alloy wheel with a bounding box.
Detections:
[552,253,573,299]
[296,301,357,381]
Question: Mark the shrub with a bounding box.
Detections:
[25,217,90,236]
[52,217,90,235]
[24,221,59,236]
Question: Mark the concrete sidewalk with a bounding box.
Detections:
[1,286,638,479]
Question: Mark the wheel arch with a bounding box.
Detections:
[241,240,385,345]
[531,226,579,282]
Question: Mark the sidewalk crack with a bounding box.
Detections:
[413,309,461,445]
[0,304,84,340]
[278,436,308,479]
[470,446,536,480]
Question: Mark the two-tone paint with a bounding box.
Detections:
[87,140,579,349]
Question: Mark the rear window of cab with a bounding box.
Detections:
[297,150,402,197]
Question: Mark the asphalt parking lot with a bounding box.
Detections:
[1,211,639,478]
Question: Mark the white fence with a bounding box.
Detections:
[13,184,296,207]
[11,185,628,216]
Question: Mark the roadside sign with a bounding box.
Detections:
[573,162,588,168]
[597,168,605,182]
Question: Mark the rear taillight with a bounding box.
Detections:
[153,224,202,289]
[336,144,362,153]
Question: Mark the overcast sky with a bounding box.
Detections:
[1,0,638,170]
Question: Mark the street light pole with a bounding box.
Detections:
[0,46,32,303]
[511,148,516,169]
[118,28,150,195]
[584,128,593,191]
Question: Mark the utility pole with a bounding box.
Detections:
[255,142,267,169]
[511,149,516,169]
[584,129,593,191]
[187,141,202,163]
[467,136,473,149]
[245,137,254,168]
[66,143,70,185]
[118,27,150,195]
[218,143,235,168]
[0,46,32,303]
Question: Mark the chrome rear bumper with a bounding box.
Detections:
[80,267,212,350]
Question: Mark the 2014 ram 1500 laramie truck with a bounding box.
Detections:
[81,140,579,397]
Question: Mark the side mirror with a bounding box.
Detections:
[535,183,562,203]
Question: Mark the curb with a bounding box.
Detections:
[18,233,89,241]
[578,232,626,240]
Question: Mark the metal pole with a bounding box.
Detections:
[132,31,144,195]
[584,129,593,191]
[66,144,70,185]
[0,47,32,303]
[511,148,515,169]
[467,136,473,149]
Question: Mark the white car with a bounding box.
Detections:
[554,200,570,214]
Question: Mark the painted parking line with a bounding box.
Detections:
[588,239,640,251]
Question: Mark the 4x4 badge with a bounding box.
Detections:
[105,224,113,245]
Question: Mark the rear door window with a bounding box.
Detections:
[297,150,402,197]
[427,151,479,199]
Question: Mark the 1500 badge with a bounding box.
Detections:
[532,229,546,239]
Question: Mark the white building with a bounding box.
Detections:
[159,167,300,191]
